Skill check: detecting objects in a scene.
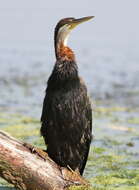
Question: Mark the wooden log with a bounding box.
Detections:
[0,130,88,190]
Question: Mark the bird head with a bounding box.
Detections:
[54,16,94,58]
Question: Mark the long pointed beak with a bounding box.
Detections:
[70,16,94,29]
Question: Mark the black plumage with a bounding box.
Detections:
[41,17,93,175]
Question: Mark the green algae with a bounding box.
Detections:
[92,147,106,154]
[85,105,139,189]
[127,117,139,125]
[68,185,93,190]
[0,105,139,189]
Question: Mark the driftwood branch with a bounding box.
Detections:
[0,130,88,190]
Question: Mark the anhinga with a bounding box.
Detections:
[41,16,94,175]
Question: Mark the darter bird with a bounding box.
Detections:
[41,16,94,175]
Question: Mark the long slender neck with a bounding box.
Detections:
[54,25,75,62]
[50,25,78,88]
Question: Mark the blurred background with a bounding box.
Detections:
[0,0,139,189]
[0,0,139,115]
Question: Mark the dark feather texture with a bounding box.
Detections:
[41,59,92,175]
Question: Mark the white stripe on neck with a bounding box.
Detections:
[57,24,71,46]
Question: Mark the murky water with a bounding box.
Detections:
[0,1,139,115]
[0,42,139,116]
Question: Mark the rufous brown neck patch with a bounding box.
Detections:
[57,45,75,62]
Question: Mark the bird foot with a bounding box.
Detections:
[61,166,88,186]
[67,166,80,174]
[23,142,48,161]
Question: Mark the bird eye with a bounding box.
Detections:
[68,18,74,22]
